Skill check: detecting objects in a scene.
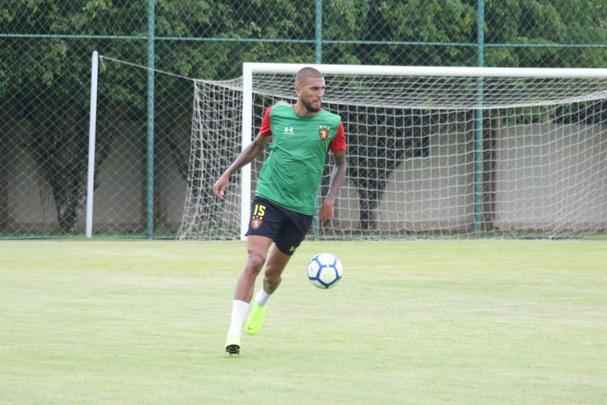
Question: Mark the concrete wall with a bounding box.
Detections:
[2,120,188,235]
[333,122,607,232]
[335,128,475,231]
[495,123,607,229]
[3,121,607,236]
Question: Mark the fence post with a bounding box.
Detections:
[146,0,156,239]
[474,0,485,232]
[312,0,323,238]
[315,0,322,63]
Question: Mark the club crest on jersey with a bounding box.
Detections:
[319,126,330,140]
[251,218,262,229]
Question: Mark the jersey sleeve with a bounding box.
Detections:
[259,107,272,137]
[329,121,347,153]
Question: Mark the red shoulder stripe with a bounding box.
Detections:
[330,121,347,153]
[259,107,272,137]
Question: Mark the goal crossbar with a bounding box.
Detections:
[244,62,607,78]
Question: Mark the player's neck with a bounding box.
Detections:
[293,102,320,117]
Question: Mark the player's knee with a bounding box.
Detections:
[246,251,266,273]
[264,265,283,284]
[264,273,281,289]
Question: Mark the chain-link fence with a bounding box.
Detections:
[1,0,607,239]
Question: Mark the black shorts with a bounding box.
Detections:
[246,197,313,256]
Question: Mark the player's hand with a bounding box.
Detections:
[213,175,229,199]
[319,198,335,224]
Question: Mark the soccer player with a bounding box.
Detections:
[213,67,347,355]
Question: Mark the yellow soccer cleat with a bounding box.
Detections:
[244,303,267,336]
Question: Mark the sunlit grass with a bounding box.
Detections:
[1,240,606,404]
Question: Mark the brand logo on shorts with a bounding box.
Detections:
[319,126,329,140]
[251,218,262,229]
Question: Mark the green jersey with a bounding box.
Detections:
[255,102,346,216]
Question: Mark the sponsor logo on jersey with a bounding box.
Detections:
[284,126,294,135]
[319,126,329,140]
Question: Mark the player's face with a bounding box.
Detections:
[296,77,325,113]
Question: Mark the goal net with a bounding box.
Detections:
[178,64,607,240]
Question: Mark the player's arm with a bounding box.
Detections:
[214,107,272,199]
[320,121,348,222]
[213,133,270,200]
[320,150,347,222]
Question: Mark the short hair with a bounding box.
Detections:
[295,67,323,84]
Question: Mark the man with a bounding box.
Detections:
[213,67,347,355]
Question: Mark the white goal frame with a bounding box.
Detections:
[239,62,607,240]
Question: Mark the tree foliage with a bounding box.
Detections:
[1,0,607,232]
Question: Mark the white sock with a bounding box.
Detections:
[227,300,250,338]
[254,288,272,306]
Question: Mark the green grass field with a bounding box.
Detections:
[1,240,606,405]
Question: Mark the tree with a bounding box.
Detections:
[483,0,607,67]
[0,1,147,232]
[2,0,606,234]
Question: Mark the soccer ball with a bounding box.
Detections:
[306,253,343,289]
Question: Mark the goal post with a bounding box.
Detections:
[240,64,254,240]
[178,62,607,240]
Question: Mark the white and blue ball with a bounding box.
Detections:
[306,253,343,289]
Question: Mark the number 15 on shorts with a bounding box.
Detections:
[253,203,266,218]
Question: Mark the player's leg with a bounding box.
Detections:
[225,235,272,354]
[245,245,291,335]
[246,210,312,336]
[235,235,273,301]
[263,244,292,294]
[225,198,280,355]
